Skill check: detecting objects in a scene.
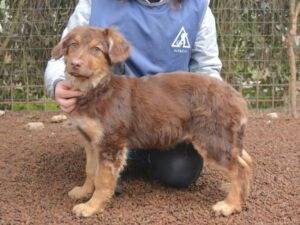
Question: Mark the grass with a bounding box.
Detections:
[0,101,59,111]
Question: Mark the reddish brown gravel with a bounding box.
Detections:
[0,111,299,225]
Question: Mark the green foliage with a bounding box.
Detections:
[12,101,59,111]
[0,0,76,110]
[210,0,292,108]
[0,101,58,111]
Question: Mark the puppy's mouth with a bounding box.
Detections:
[69,72,89,79]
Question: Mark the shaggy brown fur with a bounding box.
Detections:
[52,26,253,217]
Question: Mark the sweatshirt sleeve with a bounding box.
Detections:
[44,0,91,97]
[189,6,222,80]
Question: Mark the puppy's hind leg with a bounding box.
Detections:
[211,154,251,217]
[193,142,252,216]
[68,144,97,200]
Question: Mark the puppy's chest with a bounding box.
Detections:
[71,115,104,143]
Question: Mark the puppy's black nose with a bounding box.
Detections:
[71,58,83,68]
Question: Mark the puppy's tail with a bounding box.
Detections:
[237,149,253,201]
[241,149,252,166]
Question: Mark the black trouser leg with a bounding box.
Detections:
[149,142,203,188]
[124,143,203,188]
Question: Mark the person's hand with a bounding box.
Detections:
[54,80,83,113]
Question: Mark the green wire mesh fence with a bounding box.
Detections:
[0,0,298,111]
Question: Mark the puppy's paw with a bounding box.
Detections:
[72,203,103,217]
[212,200,241,216]
[68,186,92,200]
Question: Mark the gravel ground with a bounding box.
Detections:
[0,111,299,225]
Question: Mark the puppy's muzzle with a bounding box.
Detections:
[69,59,90,79]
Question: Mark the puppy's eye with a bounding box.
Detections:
[69,42,78,49]
[91,46,103,55]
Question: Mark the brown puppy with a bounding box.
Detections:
[52,26,253,217]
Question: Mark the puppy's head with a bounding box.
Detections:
[52,26,130,89]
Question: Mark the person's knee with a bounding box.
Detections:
[150,143,203,188]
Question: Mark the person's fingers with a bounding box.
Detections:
[54,80,82,113]
[60,104,76,114]
[59,80,73,89]
[57,88,82,99]
[55,81,83,99]
[64,90,82,98]
[57,97,77,108]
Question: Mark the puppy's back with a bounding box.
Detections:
[137,72,247,119]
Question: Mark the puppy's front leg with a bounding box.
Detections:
[72,144,127,217]
[68,144,96,200]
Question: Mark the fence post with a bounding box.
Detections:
[286,0,299,118]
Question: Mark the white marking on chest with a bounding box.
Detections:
[72,116,104,145]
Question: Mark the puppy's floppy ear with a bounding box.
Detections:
[51,35,71,60]
[105,28,130,64]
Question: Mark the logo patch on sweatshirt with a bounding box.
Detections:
[171,26,191,53]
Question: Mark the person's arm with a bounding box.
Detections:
[189,7,222,80]
[44,0,91,98]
